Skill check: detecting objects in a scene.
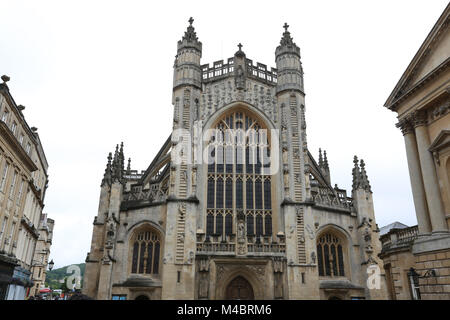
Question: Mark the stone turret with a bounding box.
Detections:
[275,23,304,94]
[351,155,386,298]
[173,17,202,91]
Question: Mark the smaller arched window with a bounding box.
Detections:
[317,232,345,277]
[131,229,161,275]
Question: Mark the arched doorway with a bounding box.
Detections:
[135,295,149,300]
[225,276,254,300]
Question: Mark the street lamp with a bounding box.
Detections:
[48,259,54,271]
[47,259,54,300]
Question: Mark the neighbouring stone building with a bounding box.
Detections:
[30,213,54,296]
[381,3,450,300]
[0,76,52,300]
[83,20,388,300]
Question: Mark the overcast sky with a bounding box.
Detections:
[1,0,448,268]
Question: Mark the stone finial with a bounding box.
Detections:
[126,158,131,174]
[182,17,199,43]
[1,75,10,84]
[276,22,300,57]
[112,144,123,183]
[101,152,113,186]
[318,148,323,167]
[177,17,202,54]
[279,22,296,47]
[323,150,329,170]
[352,155,360,191]
[235,42,245,58]
[359,159,372,192]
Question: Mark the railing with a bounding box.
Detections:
[380,225,418,251]
[197,241,236,253]
[246,59,277,84]
[395,225,419,245]
[123,183,168,203]
[311,186,353,211]
[201,58,234,82]
[196,233,285,255]
[201,57,277,85]
[247,235,285,254]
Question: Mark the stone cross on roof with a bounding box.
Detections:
[283,23,289,32]
[188,17,194,25]
[238,43,243,51]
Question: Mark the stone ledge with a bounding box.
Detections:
[319,280,364,290]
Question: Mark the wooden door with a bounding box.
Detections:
[225,276,254,300]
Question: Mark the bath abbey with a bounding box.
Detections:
[83,19,388,300]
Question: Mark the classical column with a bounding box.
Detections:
[412,111,447,233]
[397,118,431,234]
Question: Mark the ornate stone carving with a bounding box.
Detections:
[305,224,315,240]
[235,65,246,90]
[395,117,414,135]
[198,272,209,298]
[410,110,428,127]
[273,258,284,273]
[199,257,210,272]
[274,273,284,299]
[191,166,197,195]
[310,251,316,264]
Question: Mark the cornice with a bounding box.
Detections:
[384,4,450,110]
[0,121,38,172]
[386,58,450,112]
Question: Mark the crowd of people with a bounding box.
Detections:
[27,290,93,300]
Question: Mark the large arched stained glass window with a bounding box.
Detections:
[206,110,272,238]
[317,233,345,277]
[131,230,160,275]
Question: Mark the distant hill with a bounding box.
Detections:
[45,263,85,289]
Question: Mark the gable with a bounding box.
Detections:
[384,3,450,111]
[429,129,450,152]
[408,26,450,88]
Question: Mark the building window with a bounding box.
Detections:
[11,121,17,135]
[131,229,160,275]
[0,217,8,245]
[9,171,17,199]
[17,179,24,203]
[317,232,345,277]
[26,143,31,155]
[1,109,8,123]
[205,110,272,240]
[0,162,9,192]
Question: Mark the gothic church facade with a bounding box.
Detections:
[83,20,388,300]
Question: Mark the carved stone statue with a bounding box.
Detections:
[311,251,316,264]
[283,171,289,191]
[237,221,245,243]
[235,65,245,90]
[282,147,288,164]
[274,273,283,299]
[199,272,209,298]
[191,167,197,191]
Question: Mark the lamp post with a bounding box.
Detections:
[48,259,54,271]
[48,259,54,300]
